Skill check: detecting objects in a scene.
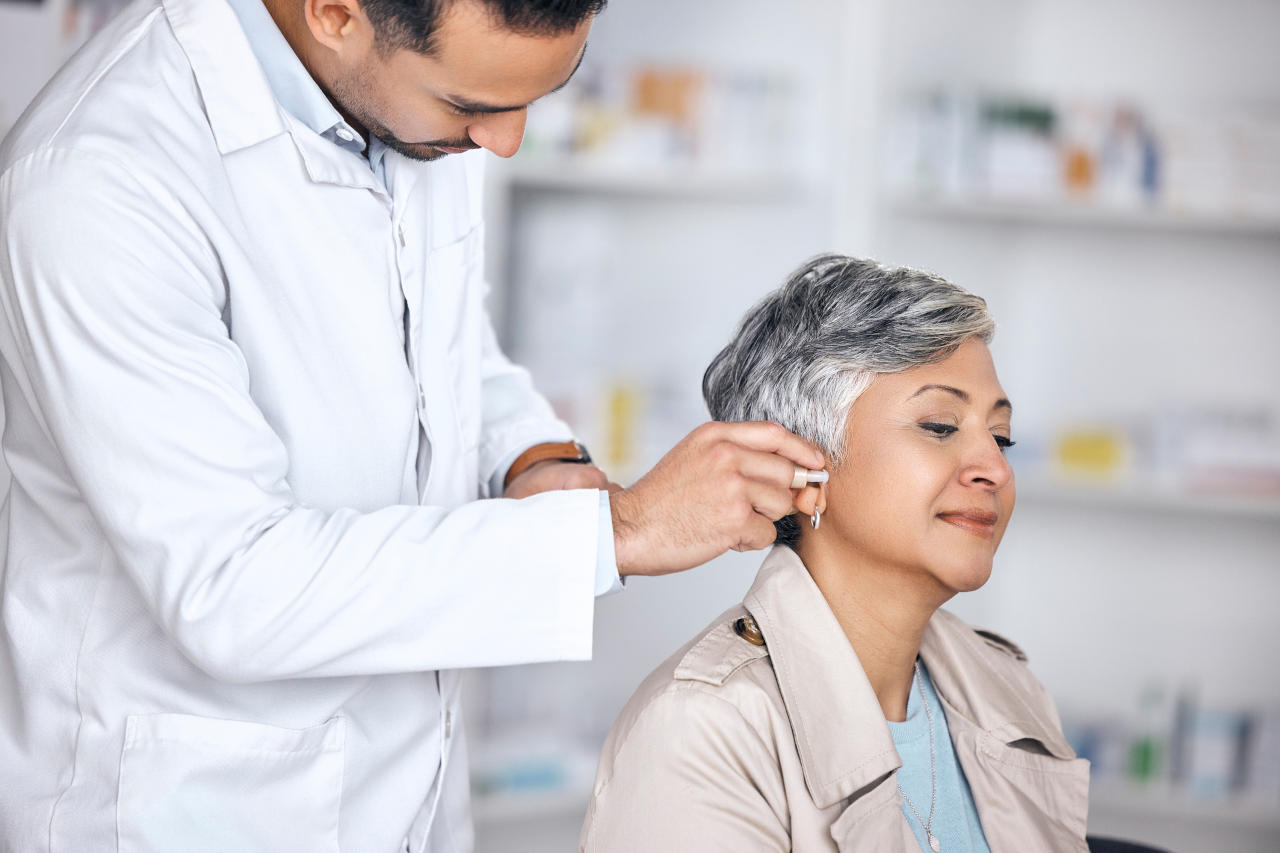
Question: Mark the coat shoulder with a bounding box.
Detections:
[933,608,1029,663]
[673,605,772,686]
[971,625,1029,662]
[596,606,779,765]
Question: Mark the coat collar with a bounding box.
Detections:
[162,0,286,155]
[162,0,385,193]
[743,546,1073,811]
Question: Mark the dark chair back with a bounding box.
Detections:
[1086,836,1171,853]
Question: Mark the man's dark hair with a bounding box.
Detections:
[361,0,606,55]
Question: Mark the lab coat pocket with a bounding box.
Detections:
[117,713,345,853]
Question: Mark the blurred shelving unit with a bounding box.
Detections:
[499,160,811,201]
[887,194,1280,236]
[1015,476,1280,520]
[471,787,591,825]
[1090,785,1280,831]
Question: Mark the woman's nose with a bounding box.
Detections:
[468,109,528,159]
[962,434,1014,490]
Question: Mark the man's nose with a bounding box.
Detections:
[468,109,528,158]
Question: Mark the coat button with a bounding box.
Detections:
[733,615,765,646]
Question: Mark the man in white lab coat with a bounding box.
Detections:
[0,0,824,850]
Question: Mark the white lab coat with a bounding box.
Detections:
[0,0,602,848]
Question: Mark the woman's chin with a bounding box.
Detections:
[932,561,994,595]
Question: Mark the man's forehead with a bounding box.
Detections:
[389,14,589,116]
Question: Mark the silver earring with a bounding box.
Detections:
[811,508,821,530]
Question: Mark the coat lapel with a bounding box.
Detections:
[828,775,920,853]
[921,612,1091,852]
[743,547,902,811]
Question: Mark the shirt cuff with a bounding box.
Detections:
[595,491,624,597]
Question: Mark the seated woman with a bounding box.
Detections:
[580,255,1089,853]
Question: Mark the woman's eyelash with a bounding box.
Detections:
[919,422,1016,450]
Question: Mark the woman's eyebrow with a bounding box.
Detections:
[909,384,1013,414]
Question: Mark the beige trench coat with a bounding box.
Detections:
[580,546,1090,852]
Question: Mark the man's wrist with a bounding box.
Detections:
[503,440,592,489]
[609,489,638,577]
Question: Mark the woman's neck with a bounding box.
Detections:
[795,534,949,722]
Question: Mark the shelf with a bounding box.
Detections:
[1091,784,1280,830]
[496,160,810,200]
[1015,476,1280,520]
[887,194,1280,236]
[472,787,591,824]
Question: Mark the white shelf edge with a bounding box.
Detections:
[471,786,591,824]
[1090,784,1280,830]
[496,160,811,200]
[886,193,1280,235]
[1015,476,1280,519]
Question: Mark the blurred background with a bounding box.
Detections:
[4,0,1279,850]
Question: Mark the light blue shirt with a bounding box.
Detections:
[887,661,992,853]
[223,0,620,595]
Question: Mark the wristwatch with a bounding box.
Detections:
[503,440,594,489]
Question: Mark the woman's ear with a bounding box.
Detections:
[792,482,823,517]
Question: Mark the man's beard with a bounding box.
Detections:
[367,122,473,162]
[329,69,475,162]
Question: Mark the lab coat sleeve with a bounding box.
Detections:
[0,148,598,683]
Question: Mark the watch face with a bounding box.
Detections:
[574,441,593,465]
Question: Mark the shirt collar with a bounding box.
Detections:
[221,0,367,150]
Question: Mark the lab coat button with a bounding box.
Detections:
[444,711,453,739]
[397,224,406,247]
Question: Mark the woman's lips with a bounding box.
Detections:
[937,509,998,539]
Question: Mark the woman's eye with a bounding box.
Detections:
[994,435,1017,451]
[919,422,957,437]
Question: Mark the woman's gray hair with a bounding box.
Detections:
[702,254,995,544]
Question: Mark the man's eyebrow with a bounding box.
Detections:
[909,383,1013,414]
[443,43,588,115]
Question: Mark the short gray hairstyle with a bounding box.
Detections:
[702,254,995,544]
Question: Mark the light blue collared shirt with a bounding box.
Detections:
[223,0,620,595]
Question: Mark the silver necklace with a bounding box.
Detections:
[897,660,940,852]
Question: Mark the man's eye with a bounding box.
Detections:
[919,422,957,437]
[447,105,479,117]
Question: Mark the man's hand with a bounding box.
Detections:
[504,459,615,499]
[609,421,824,578]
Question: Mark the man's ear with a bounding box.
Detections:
[303,0,373,56]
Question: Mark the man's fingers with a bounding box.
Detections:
[711,421,824,470]
[732,513,779,552]
[734,448,813,492]
[745,480,798,522]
